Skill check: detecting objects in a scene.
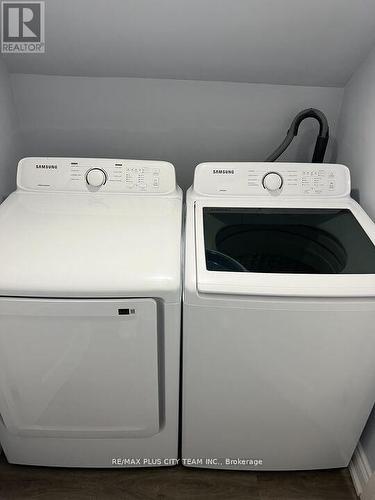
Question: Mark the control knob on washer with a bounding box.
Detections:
[263,172,283,191]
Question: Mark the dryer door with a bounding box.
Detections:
[0,298,160,438]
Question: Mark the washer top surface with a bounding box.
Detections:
[0,158,182,300]
[188,162,375,297]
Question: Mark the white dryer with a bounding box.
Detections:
[0,157,182,467]
[182,162,375,470]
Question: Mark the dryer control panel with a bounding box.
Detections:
[17,158,176,194]
[193,162,351,197]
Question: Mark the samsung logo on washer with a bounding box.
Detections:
[212,169,235,174]
[36,164,58,170]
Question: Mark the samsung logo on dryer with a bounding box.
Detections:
[212,169,235,174]
[35,164,58,170]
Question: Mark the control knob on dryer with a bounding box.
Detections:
[86,168,107,187]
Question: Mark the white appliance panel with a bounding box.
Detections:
[193,162,350,197]
[182,299,375,469]
[17,157,176,194]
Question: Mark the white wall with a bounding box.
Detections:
[10,74,343,189]
[0,60,21,198]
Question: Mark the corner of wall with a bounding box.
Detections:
[0,58,23,200]
[336,43,375,217]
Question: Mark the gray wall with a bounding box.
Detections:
[5,0,375,87]
[0,57,21,456]
[338,45,375,218]
[337,44,375,470]
[10,74,343,189]
[0,60,21,199]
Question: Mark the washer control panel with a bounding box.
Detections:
[262,172,283,192]
[194,162,351,197]
[17,158,176,194]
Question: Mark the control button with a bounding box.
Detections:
[86,168,107,187]
[263,172,283,191]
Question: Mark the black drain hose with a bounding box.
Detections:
[265,108,329,163]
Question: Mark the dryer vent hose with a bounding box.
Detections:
[265,108,329,163]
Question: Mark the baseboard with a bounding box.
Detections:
[349,443,372,497]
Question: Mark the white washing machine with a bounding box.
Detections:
[0,157,182,467]
[182,162,375,470]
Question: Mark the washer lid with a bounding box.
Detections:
[0,191,182,299]
[195,198,375,297]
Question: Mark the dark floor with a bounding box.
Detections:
[0,454,357,500]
